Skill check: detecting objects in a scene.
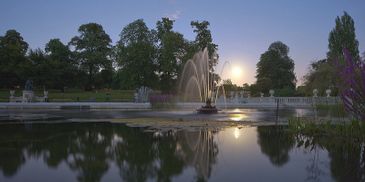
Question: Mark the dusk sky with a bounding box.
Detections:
[1,0,364,86]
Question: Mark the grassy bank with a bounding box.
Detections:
[314,103,347,117]
[0,89,135,102]
[288,118,365,139]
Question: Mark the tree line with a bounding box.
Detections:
[301,11,363,96]
[0,18,217,92]
[233,11,363,97]
[1,12,363,96]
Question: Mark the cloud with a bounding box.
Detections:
[165,10,181,20]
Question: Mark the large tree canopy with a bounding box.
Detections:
[0,20,221,92]
[303,12,360,96]
[327,11,360,62]
[0,30,29,88]
[156,18,188,92]
[303,59,337,96]
[255,41,296,95]
[45,39,73,63]
[115,19,158,89]
[44,39,78,89]
[69,23,112,90]
[27,48,49,88]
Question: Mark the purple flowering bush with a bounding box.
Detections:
[336,49,365,120]
[149,94,176,108]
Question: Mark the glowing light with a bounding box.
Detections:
[232,66,242,78]
[234,128,240,139]
[229,112,247,121]
[233,108,241,113]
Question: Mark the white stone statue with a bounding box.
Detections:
[22,79,34,102]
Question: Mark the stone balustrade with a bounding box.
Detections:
[9,90,48,103]
[218,96,339,107]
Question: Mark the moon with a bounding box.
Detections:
[232,66,242,78]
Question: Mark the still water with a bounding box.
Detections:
[0,123,362,182]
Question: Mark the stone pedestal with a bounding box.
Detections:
[22,90,34,102]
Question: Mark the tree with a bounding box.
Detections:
[0,30,29,88]
[257,126,295,167]
[222,79,238,93]
[156,18,188,93]
[191,21,218,70]
[304,12,360,97]
[45,39,78,90]
[27,48,49,88]
[303,59,337,96]
[242,83,250,91]
[327,12,360,63]
[45,39,73,63]
[69,23,112,90]
[115,19,158,89]
[255,41,296,95]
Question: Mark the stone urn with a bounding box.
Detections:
[269,89,275,97]
[10,90,15,97]
[230,91,235,98]
[313,89,318,97]
[325,89,331,97]
[44,90,49,102]
[260,92,264,98]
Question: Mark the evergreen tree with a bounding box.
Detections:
[191,21,218,70]
[327,11,360,62]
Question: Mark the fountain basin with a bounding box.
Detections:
[197,105,218,114]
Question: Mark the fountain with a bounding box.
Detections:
[179,48,226,114]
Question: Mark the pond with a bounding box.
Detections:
[0,121,363,182]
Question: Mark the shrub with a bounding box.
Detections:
[149,94,176,108]
[336,49,365,120]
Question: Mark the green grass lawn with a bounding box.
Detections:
[0,89,135,102]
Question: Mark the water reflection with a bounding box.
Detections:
[0,123,218,182]
[294,132,365,181]
[257,126,295,167]
[0,124,364,181]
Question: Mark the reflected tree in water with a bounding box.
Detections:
[257,126,295,166]
[176,129,218,181]
[297,134,365,182]
[327,141,365,182]
[112,125,159,182]
[0,125,26,177]
[154,130,185,182]
[0,124,219,182]
[66,124,113,182]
